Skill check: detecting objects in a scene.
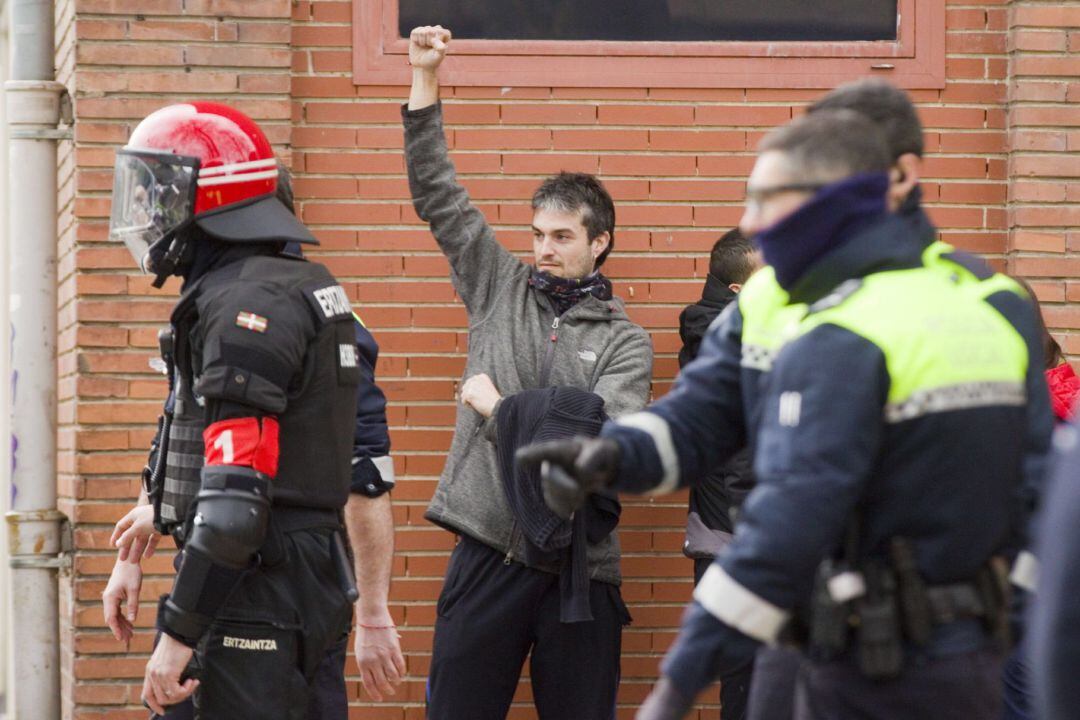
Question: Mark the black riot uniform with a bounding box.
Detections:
[147,256,394,720]
[147,247,361,718]
[107,102,375,719]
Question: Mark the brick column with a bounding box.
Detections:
[1007,2,1080,359]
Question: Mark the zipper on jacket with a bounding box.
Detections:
[538,315,561,388]
[505,522,521,565]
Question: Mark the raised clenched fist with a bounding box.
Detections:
[409,25,452,72]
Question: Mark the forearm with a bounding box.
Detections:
[409,68,439,111]
[603,324,745,495]
[345,493,395,622]
[160,407,277,645]
[403,101,516,312]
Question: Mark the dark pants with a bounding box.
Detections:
[747,646,802,720]
[427,535,629,720]
[794,650,1003,720]
[1002,645,1033,720]
[694,558,754,720]
[154,638,348,720]
[154,523,353,720]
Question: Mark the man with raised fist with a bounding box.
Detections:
[403,24,653,720]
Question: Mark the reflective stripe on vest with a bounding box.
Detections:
[737,266,807,371]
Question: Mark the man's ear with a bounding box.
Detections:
[591,231,610,260]
[728,283,743,293]
[890,153,921,205]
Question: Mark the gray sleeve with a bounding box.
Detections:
[402,102,521,315]
[593,327,654,419]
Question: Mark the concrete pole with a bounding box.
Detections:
[4,0,67,717]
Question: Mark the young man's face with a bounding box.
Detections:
[532,206,609,279]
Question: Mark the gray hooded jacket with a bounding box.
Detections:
[403,103,653,584]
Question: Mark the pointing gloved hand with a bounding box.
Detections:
[515,437,621,519]
[635,676,695,720]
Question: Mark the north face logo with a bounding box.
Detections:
[222,635,279,651]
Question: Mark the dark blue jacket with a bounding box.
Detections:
[603,200,1050,519]
[626,214,1051,699]
[350,316,394,497]
[1030,421,1080,720]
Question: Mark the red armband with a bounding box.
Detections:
[203,416,280,477]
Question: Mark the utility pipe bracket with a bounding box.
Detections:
[9,554,72,570]
[5,509,67,557]
[10,127,72,140]
[4,80,69,127]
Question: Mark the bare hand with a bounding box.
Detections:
[142,633,198,715]
[460,373,501,419]
[111,504,160,564]
[103,558,143,643]
[409,25,451,71]
[355,617,406,702]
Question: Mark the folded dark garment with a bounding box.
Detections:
[496,386,620,622]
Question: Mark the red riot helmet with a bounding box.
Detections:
[109,102,315,286]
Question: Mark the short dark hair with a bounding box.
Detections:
[808,79,924,160]
[759,110,891,185]
[710,228,756,286]
[531,172,616,268]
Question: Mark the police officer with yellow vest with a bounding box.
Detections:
[520,108,1052,720]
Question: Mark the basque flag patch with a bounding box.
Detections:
[236,311,269,333]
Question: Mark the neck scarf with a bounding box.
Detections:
[529,268,613,316]
[754,172,890,290]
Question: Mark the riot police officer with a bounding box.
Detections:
[520,109,1052,719]
[108,102,368,718]
[102,161,404,718]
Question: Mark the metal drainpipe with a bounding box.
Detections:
[5,0,70,717]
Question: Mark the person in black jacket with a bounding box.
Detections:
[102,102,404,719]
[679,229,759,720]
[102,160,404,718]
[680,228,759,577]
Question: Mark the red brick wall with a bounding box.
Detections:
[57,1,1076,718]
[1006,2,1080,357]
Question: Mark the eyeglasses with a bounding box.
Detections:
[744,182,826,213]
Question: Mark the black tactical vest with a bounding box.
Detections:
[155,254,358,536]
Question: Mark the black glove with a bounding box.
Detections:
[636,676,695,720]
[515,437,621,519]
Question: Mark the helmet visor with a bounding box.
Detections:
[109,150,198,271]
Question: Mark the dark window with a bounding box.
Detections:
[398,0,898,43]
